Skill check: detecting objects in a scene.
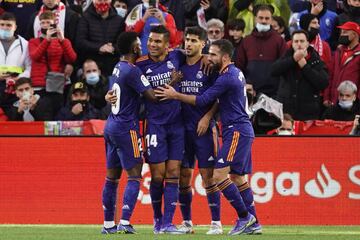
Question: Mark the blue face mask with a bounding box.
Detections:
[116,7,127,18]
[0,29,14,39]
[85,72,100,85]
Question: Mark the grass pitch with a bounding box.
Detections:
[0,225,359,240]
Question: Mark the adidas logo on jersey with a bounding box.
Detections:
[122,205,130,210]
[146,68,152,74]
[218,158,224,163]
[208,156,214,161]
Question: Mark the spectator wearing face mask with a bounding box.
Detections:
[55,81,103,120]
[112,0,128,18]
[0,12,32,115]
[271,30,328,121]
[276,113,295,135]
[322,80,360,121]
[298,13,332,71]
[80,59,108,110]
[323,22,360,107]
[236,4,287,98]
[8,77,52,121]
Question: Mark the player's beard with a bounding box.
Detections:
[210,61,222,72]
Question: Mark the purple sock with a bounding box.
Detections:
[218,178,247,218]
[121,177,141,221]
[205,184,221,221]
[163,178,179,226]
[102,177,119,221]
[179,186,192,221]
[239,183,258,223]
[150,180,163,220]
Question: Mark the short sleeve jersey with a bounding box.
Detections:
[105,61,151,134]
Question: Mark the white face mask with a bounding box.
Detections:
[115,7,127,17]
[256,23,271,32]
[143,2,149,8]
[338,100,353,109]
[278,130,293,136]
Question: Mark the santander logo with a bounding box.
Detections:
[305,164,341,198]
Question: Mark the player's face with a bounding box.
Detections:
[184,34,204,57]
[292,33,309,51]
[208,45,223,71]
[133,37,142,57]
[147,32,168,58]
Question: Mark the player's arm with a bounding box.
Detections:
[155,84,196,105]
[197,101,219,136]
[142,89,159,103]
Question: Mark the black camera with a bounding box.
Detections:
[50,24,57,37]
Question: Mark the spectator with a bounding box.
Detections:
[160,0,185,31]
[349,114,360,135]
[0,12,32,115]
[271,30,328,120]
[27,0,79,44]
[55,81,102,120]
[112,0,128,18]
[77,0,125,77]
[226,18,245,61]
[296,0,337,45]
[80,59,108,110]
[322,80,360,121]
[183,0,228,29]
[125,0,178,54]
[0,0,42,38]
[236,4,287,98]
[298,13,332,71]
[276,113,295,135]
[272,15,291,41]
[203,18,225,53]
[29,11,77,117]
[8,77,52,121]
[337,0,360,25]
[323,21,360,107]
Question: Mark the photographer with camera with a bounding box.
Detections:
[350,115,360,135]
[28,11,77,118]
[7,77,52,121]
[125,0,178,54]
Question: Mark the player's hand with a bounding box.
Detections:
[71,103,83,115]
[168,70,183,86]
[105,90,117,104]
[200,55,213,75]
[154,84,177,100]
[197,115,210,136]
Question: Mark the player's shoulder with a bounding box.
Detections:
[136,55,150,65]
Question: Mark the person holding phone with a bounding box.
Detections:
[125,0,179,55]
[28,11,77,118]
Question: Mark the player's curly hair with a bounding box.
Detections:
[117,31,138,55]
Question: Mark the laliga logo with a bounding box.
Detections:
[305,164,341,198]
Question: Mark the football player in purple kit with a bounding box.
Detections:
[176,26,223,235]
[135,25,186,234]
[101,31,158,234]
[155,39,262,235]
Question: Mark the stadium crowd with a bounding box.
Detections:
[0,0,359,133]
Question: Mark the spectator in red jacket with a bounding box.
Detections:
[323,21,360,107]
[125,0,178,54]
[28,10,77,117]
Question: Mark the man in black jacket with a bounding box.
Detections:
[76,0,125,77]
[271,29,328,120]
[8,77,52,121]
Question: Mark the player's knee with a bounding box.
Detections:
[165,167,180,178]
[212,170,227,184]
[151,175,164,184]
[106,168,122,179]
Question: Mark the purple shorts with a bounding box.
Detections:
[144,121,184,163]
[182,126,218,169]
[104,129,143,170]
[215,128,253,175]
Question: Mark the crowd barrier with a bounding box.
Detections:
[0,136,359,225]
[0,120,355,136]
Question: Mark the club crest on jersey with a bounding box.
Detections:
[196,71,203,79]
[167,61,175,70]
